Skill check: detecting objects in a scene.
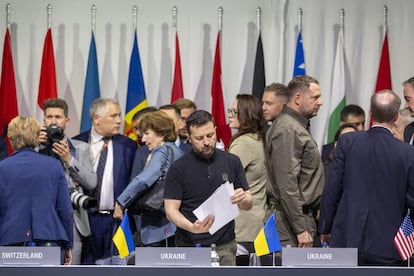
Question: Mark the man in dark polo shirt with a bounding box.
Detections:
[164,110,252,266]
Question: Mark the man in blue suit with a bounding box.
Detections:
[73,98,137,264]
[319,90,414,265]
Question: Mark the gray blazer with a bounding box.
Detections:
[66,138,97,237]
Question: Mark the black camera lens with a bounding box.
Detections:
[45,124,64,145]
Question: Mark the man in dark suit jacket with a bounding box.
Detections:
[73,98,137,264]
[319,90,414,265]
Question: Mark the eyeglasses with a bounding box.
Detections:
[227,108,238,116]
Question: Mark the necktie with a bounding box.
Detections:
[95,137,109,204]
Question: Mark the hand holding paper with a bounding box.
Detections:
[192,181,239,235]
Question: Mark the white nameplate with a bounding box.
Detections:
[282,247,357,267]
[135,247,211,266]
[0,246,61,266]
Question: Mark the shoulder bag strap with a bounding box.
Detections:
[160,145,174,178]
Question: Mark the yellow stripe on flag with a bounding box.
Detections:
[124,99,148,135]
[112,227,129,258]
[254,229,270,257]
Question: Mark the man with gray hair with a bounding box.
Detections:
[319,90,414,265]
[73,98,137,264]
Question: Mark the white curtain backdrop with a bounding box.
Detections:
[1,0,414,149]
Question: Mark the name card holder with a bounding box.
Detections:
[0,246,61,266]
[135,247,211,266]
[282,247,358,267]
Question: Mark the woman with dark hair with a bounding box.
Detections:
[114,111,183,247]
[323,123,358,169]
[227,94,269,260]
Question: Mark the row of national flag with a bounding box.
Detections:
[0,17,393,152]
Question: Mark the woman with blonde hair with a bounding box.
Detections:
[0,116,73,265]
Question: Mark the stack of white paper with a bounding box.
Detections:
[193,181,240,234]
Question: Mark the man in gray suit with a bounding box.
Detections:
[39,98,97,264]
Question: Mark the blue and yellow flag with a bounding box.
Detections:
[124,30,147,140]
[293,30,305,77]
[254,213,282,256]
[112,214,134,258]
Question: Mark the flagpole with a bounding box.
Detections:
[172,6,177,31]
[408,208,413,267]
[297,8,303,33]
[132,5,138,31]
[383,5,388,34]
[91,4,97,34]
[46,4,52,29]
[218,6,223,32]
[6,4,11,29]
[273,210,276,267]
[256,7,261,33]
[172,5,177,78]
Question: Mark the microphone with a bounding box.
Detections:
[164,228,169,248]
[23,230,31,246]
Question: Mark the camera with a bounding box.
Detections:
[45,124,64,146]
[69,188,97,210]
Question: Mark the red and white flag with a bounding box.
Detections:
[394,213,414,261]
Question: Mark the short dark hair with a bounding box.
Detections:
[402,76,414,87]
[186,110,215,135]
[286,75,319,99]
[264,82,288,99]
[132,106,157,123]
[324,123,359,166]
[159,104,181,120]
[173,98,197,111]
[340,104,365,122]
[371,90,401,123]
[43,98,69,117]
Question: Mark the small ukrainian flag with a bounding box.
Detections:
[254,213,282,256]
[112,214,135,258]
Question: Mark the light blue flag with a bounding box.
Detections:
[80,32,100,133]
[124,30,147,139]
[293,31,306,77]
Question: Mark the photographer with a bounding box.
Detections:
[39,98,97,265]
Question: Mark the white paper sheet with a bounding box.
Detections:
[192,181,240,235]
